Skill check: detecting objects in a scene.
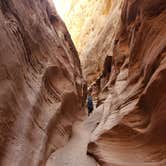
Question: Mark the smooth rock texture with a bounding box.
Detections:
[88,0,166,166]
[46,120,98,166]
[46,103,104,166]
[0,0,85,165]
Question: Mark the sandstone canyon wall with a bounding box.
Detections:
[82,0,123,83]
[55,0,122,83]
[88,0,166,166]
[0,0,85,165]
[0,0,166,166]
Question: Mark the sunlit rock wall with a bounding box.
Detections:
[0,0,85,165]
[82,0,123,83]
[62,0,112,54]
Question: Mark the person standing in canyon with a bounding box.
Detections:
[87,89,94,116]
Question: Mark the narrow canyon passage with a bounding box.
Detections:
[46,105,103,166]
[46,118,98,166]
[0,0,166,166]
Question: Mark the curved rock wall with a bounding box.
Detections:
[88,0,166,165]
[0,0,85,165]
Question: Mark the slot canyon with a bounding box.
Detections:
[0,0,166,166]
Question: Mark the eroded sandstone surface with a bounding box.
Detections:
[82,0,123,83]
[0,0,85,165]
[88,0,166,166]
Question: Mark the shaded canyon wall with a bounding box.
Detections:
[0,0,85,165]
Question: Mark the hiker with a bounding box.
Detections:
[87,94,94,116]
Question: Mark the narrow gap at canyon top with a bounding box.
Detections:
[52,0,114,85]
[52,0,76,44]
[53,0,71,18]
[52,0,113,56]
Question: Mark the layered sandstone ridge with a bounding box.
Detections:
[88,0,166,165]
[0,0,85,165]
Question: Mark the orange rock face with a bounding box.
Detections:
[0,0,85,165]
[88,0,166,165]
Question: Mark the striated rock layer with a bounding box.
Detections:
[88,0,166,166]
[0,0,85,166]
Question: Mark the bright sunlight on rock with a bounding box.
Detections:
[53,0,122,83]
[0,0,165,166]
[53,0,112,55]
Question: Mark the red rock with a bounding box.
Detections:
[88,0,166,165]
[0,0,85,165]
